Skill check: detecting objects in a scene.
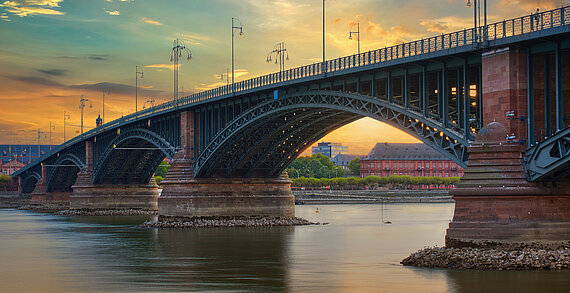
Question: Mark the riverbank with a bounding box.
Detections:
[56,209,157,216]
[0,197,29,208]
[294,189,452,204]
[402,246,570,270]
[142,217,320,228]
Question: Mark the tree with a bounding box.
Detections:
[348,158,360,176]
[155,161,170,178]
[154,176,164,186]
[0,175,12,192]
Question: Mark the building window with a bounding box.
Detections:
[439,162,443,168]
[411,162,414,168]
[399,162,403,168]
[405,162,408,168]
[426,162,430,168]
[393,162,397,168]
[445,162,449,168]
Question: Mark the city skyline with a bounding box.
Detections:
[0,0,564,153]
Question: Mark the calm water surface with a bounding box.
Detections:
[1,204,569,292]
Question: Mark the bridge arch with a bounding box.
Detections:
[21,171,41,195]
[194,90,470,178]
[93,128,176,185]
[46,154,85,193]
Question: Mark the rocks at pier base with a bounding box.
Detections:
[401,246,570,270]
[55,209,157,216]
[18,203,69,212]
[142,216,317,228]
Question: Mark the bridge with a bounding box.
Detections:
[13,6,570,246]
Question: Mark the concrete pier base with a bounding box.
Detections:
[159,157,295,218]
[446,122,570,248]
[70,170,159,210]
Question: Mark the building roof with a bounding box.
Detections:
[363,143,448,161]
[331,154,360,165]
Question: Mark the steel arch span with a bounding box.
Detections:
[21,171,41,194]
[93,128,177,185]
[45,154,85,193]
[194,90,471,178]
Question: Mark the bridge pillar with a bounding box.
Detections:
[446,122,570,247]
[69,139,159,210]
[481,47,528,142]
[29,164,71,207]
[159,111,295,219]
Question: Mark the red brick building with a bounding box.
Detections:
[360,143,464,178]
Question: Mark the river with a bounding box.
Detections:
[1,203,569,292]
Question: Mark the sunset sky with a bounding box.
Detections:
[0,0,565,155]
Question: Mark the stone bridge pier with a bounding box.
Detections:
[446,47,570,247]
[69,140,159,211]
[158,111,295,219]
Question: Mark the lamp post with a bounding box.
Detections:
[231,17,244,94]
[466,0,487,44]
[322,0,326,74]
[142,98,155,109]
[266,42,289,81]
[349,22,360,54]
[63,111,70,142]
[135,66,143,113]
[37,128,46,159]
[220,68,230,88]
[48,122,55,150]
[79,95,91,135]
[170,39,192,107]
[101,89,110,124]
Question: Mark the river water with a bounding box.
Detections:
[1,203,569,293]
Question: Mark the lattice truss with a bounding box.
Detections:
[93,129,177,184]
[524,126,570,181]
[195,90,471,178]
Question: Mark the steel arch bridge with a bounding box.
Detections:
[13,5,570,198]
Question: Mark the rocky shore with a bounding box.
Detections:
[55,209,157,216]
[401,246,570,270]
[142,217,320,228]
[18,204,69,213]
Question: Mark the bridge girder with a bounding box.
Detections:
[93,128,176,185]
[45,153,85,192]
[194,90,471,178]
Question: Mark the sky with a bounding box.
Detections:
[0,0,567,155]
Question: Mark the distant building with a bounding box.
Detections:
[331,154,360,168]
[360,143,464,178]
[0,145,51,175]
[312,142,348,158]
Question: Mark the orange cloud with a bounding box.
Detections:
[0,0,65,17]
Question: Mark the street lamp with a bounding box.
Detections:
[142,98,155,109]
[63,111,70,142]
[101,89,110,124]
[466,0,487,44]
[322,0,326,73]
[135,66,143,113]
[170,38,192,107]
[220,68,230,88]
[48,122,55,150]
[349,22,360,54]
[79,95,91,135]
[231,17,244,93]
[266,42,289,81]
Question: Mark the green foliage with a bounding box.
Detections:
[0,174,12,191]
[287,153,348,179]
[155,161,170,178]
[291,174,461,190]
[348,158,361,176]
[154,176,164,186]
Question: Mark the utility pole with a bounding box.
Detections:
[231,18,244,94]
[37,128,46,160]
[323,0,326,74]
[49,122,55,150]
[79,95,90,135]
[135,66,143,113]
[170,39,192,106]
[63,111,70,142]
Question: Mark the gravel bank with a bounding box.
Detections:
[18,204,68,212]
[55,209,157,216]
[401,246,570,270]
[142,217,319,228]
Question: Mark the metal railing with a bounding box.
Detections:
[15,5,570,176]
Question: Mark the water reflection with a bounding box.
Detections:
[1,205,569,292]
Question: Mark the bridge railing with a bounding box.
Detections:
[18,6,570,174]
[171,6,568,108]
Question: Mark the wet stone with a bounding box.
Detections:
[141,216,319,228]
[401,246,570,270]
